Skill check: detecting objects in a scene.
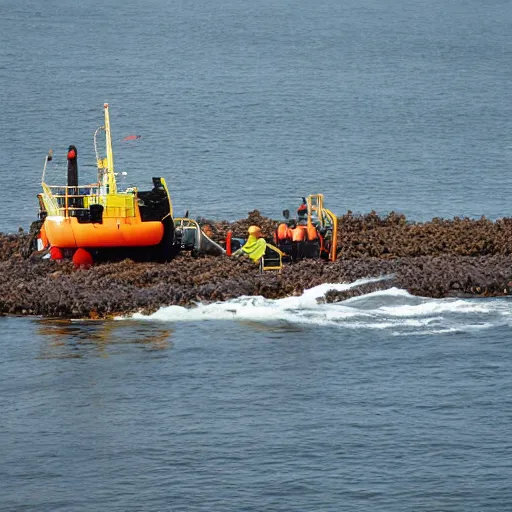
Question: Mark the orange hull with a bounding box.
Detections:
[44,216,164,248]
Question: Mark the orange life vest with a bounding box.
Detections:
[307,223,318,240]
[291,225,307,242]
[277,223,292,241]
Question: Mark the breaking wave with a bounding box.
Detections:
[122,276,512,335]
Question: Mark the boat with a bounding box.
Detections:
[223,194,337,265]
[273,194,338,262]
[28,104,336,270]
[34,104,177,263]
[218,194,337,271]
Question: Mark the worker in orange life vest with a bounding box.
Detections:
[297,197,307,223]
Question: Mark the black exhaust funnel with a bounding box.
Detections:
[67,145,78,187]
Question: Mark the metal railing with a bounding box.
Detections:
[40,184,136,218]
[40,185,98,217]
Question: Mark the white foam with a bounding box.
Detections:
[342,286,414,303]
[277,275,394,309]
[119,277,512,334]
[378,299,495,317]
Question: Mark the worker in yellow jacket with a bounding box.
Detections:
[233,225,267,263]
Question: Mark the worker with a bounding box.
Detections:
[297,197,308,223]
[233,225,267,263]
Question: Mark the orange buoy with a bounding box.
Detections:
[50,247,63,260]
[73,248,93,268]
[226,230,233,256]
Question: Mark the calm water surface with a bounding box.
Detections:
[1,0,512,510]
[0,0,510,230]
[2,310,512,511]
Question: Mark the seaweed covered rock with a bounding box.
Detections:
[2,211,512,318]
[336,212,512,258]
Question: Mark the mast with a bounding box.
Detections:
[102,103,117,193]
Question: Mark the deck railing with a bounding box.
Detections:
[40,184,136,218]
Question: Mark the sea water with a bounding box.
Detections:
[1,0,511,510]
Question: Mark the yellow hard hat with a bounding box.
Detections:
[248,225,262,235]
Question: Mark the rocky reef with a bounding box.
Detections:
[2,211,512,318]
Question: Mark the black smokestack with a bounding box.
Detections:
[67,145,78,187]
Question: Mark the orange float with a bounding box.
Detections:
[225,230,233,256]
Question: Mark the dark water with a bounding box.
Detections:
[1,0,512,510]
[2,304,512,511]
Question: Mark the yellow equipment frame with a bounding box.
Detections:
[306,194,338,261]
[260,243,284,272]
